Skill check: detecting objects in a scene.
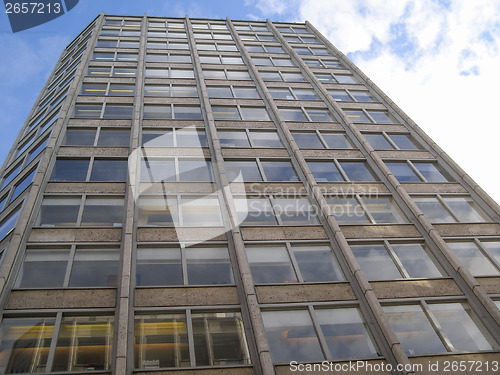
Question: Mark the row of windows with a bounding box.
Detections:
[10,236,500,290]
[96,38,140,49]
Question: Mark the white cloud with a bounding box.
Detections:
[253,0,500,203]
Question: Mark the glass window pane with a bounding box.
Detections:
[351,91,374,102]
[226,70,251,80]
[246,245,296,283]
[481,241,500,264]
[81,83,107,95]
[172,85,198,97]
[446,242,499,276]
[97,129,130,147]
[145,68,169,78]
[269,88,293,100]
[53,316,113,371]
[90,160,127,181]
[386,162,420,182]
[368,111,394,124]
[81,197,124,226]
[203,70,226,79]
[308,161,343,182]
[316,308,377,359]
[170,69,194,79]
[136,248,182,286]
[69,248,119,287]
[113,68,136,77]
[103,104,133,119]
[207,86,232,98]
[225,161,262,181]
[428,303,493,351]
[178,160,212,182]
[134,314,189,368]
[389,134,419,150]
[180,196,223,226]
[212,106,241,120]
[38,198,80,227]
[327,198,370,224]
[321,133,352,149]
[391,243,442,278]
[74,104,101,118]
[260,72,282,81]
[414,197,455,223]
[282,73,305,82]
[140,159,176,182]
[0,317,55,373]
[291,244,344,282]
[444,197,488,222]
[292,132,324,149]
[108,84,135,96]
[137,196,178,226]
[336,75,356,84]
[339,161,376,182]
[273,198,318,225]
[218,130,250,147]
[50,159,89,181]
[233,87,260,98]
[262,310,323,363]
[363,197,405,224]
[280,108,307,122]
[174,105,203,120]
[240,107,270,121]
[185,247,234,285]
[144,85,170,97]
[236,197,276,225]
[261,161,298,182]
[249,131,282,148]
[192,312,249,366]
[306,109,333,122]
[350,244,402,280]
[176,129,207,147]
[383,305,446,355]
[142,130,174,147]
[345,110,371,123]
[16,248,70,288]
[364,134,393,149]
[414,163,450,182]
[293,89,318,101]
[144,105,172,119]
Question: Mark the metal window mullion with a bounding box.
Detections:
[171,103,176,120]
[94,126,102,145]
[99,102,106,118]
[301,107,313,122]
[86,156,95,181]
[45,312,63,372]
[270,196,283,226]
[174,156,180,182]
[362,108,376,124]
[186,309,196,366]
[475,238,500,273]
[315,129,330,149]
[421,301,455,352]
[332,159,349,181]
[75,195,86,226]
[357,195,376,224]
[344,88,357,102]
[436,195,461,222]
[407,160,426,182]
[245,128,253,147]
[285,241,303,283]
[176,194,184,227]
[181,244,189,285]
[308,305,331,360]
[62,244,77,287]
[383,240,409,279]
[383,132,399,150]
[255,157,266,181]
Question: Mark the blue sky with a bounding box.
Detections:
[1,0,500,203]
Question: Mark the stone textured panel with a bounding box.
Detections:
[6,289,116,309]
[256,283,355,304]
[135,286,239,307]
[242,226,328,241]
[372,279,463,299]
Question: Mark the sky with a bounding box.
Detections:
[0,0,499,203]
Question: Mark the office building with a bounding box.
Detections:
[0,13,499,375]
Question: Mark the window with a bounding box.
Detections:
[211,105,270,121]
[137,195,223,227]
[262,307,377,363]
[307,160,376,182]
[207,85,260,99]
[225,159,298,182]
[329,89,375,102]
[37,196,124,227]
[143,104,202,120]
[326,196,406,224]
[50,158,127,182]
[145,67,194,79]
[350,242,442,280]
[345,110,396,124]
[74,103,133,119]
[383,302,495,355]
[146,53,191,63]
[268,87,318,100]
[16,245,120,288]
[279,107,333,122]
[234,196,318,226]
[363,133,420,150]
[0,206,21,242]
[252,56,294,67]
[291,131,352,149]
[246,242,344,284]
[140,158,212,182]
[142,128,207,147]
[136,245,234,286]
[413,196,490,223]
[64,128,130,147]
[0,315,114,373]
[386,161,451,182]
[445,241,500,276]
[218,129,282,148]
[134,311,250,369]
